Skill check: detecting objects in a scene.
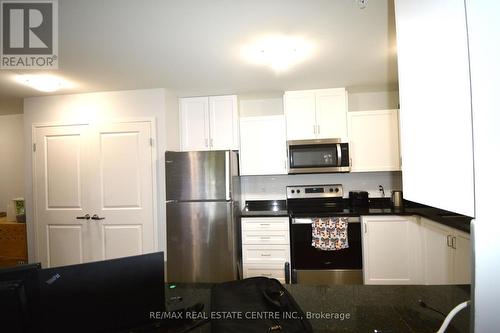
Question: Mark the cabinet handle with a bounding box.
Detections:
[447,235,452,247]
[210,138,214,147]
[317,125,321,134]
[260,253,271,257]
[261,273,272,277]
[76,214,90,220]
[313,125,316,134]
[260,236,271,240]
[364,222,367,234]
[91,214,105,221]
[205,138,209,148]
[452,236,457,249]
[259,223,271,226]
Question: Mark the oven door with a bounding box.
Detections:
[287,139,350,174]
[290,216,362,284]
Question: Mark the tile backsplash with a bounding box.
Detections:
[241,171,402,202]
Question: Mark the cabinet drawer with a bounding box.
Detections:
[243,263,286,282]
[242,245,290,264]
[241,230,290,245]
[241,217,289,232]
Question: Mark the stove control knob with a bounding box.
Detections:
[297,189,301,194]
[291,189,295,194]
[329,188,334,193]
[335,188,340,193]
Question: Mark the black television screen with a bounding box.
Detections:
[37,252,165,333]
[0,263,42,333]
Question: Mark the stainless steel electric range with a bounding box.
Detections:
[287,184,363,285]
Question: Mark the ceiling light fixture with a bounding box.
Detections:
[241,35,314,72]
[14,74,74,92]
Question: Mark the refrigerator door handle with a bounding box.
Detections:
[225,151,231,200]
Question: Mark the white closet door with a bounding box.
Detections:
[90,121,155,261]
[34,125,92,268]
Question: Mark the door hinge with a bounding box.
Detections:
[33,143,36,152]
[149,138,153,147]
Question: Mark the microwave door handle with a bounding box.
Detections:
[336,144,342,167]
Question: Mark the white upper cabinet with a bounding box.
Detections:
[239,115,287,176]
[315,89,348,139]
[180,97,210,151]
[394,0,474,216]
[284,88,347,141]
[348,109,401,172]
[283,90,316,140]
[180,95,238,151]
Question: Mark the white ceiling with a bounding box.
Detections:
[0,0,398,100]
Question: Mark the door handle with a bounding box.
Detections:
[91,214,105,221]
[76,214,90,220]
[451,236,457,249]
[447,235,452,247]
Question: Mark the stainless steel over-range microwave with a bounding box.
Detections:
[287,138,350,174]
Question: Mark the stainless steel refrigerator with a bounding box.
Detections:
[165,150,240,283]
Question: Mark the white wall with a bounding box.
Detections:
[0,98,23,115]
[0,114,25,214]
[239,97,283,117]
[239,90,400,116]
[241,172,402,202]
[348,91,399,111]
[466,0,500,331]
[23,88,179,262]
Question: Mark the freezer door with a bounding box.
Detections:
[166,201,237,283]
[166,151,233,201]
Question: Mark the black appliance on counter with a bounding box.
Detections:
[287,185,363,285]
[349,191,369,208]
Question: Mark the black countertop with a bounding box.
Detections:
[166,283,471,333]
[241,199,472,233]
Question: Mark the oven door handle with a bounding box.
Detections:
[292,218,313,224]
[292,217,360,224]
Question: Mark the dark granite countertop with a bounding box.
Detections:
[241,200,289,217]
[240,199,471,233]
[166,283,471,333]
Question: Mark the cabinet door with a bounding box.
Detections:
[421,218,454,284]
[362,216,423,285]
[239,116,287,175]
[315,88,348,139]
[453,232,471,284]
[284,90,316,140]
[180,97,210,151]
[348,110,401,172]
[209,95,238,150]
[394,0,474,216]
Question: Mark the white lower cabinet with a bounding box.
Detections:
[362,215,471,285]
[241,217,290,283]
[421,217,471,285]
[362,215,423,285]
